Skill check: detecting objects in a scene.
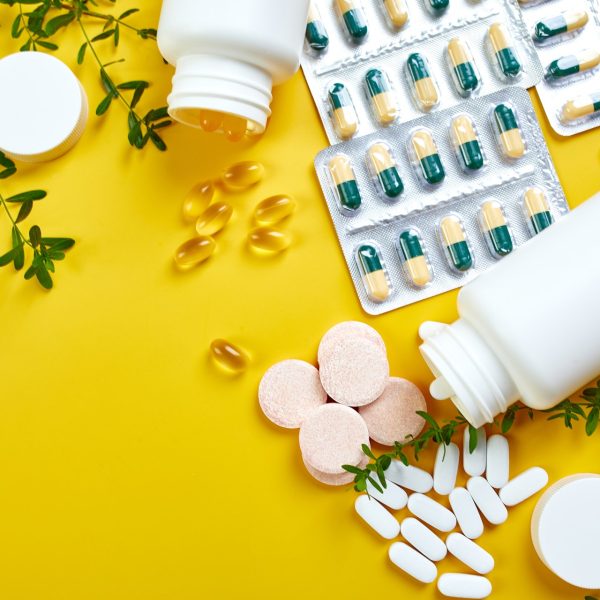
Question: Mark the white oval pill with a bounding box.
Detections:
[367,477,408,510]
[463,427,486,477]
[437,573,492,598]
[499,466,548,506]
[486,434,509,488]
[434,442,459,495]
[449,487,484,539]
[467,476,508,525]
[400,517,447,562]
[385,460,433,493]
[388,541,438,583]
[355,495,400,539]
[408,493,457,532]
[446,533,495,574]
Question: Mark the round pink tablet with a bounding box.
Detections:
[299,403,370,474]
[258,359,327,428]
[359,377,427,446]
[303,453,368,486]
[318,321,386,366]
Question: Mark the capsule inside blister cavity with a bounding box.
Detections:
[523,187,553,235]
[560,92,600,123]
[425,0,449,16]
[329,154,362,212]
[479,200,514,258]
[328,83,359,140]
[365,69,399,125]
[488,22,522,79]
[398,229,432,288]
[450,114,484,171]
[447,38,480,96]
[410,129,445,185]
[381,0,409,29]
[545,49,600,82]
[493,103,525,159]
[533,10,588,44]
[367,142,404,199]
[406,53,440,112]
[440,215,473,273]
[356,243,391,302]
[305,2,329,52]
[335,0,368,42]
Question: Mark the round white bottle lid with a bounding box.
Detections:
[531,473,600,589]
[0,51,88,162]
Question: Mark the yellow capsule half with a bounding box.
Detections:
[382,0,409,28]
[560,92,600,122]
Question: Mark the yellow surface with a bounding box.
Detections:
[1,4,600,599]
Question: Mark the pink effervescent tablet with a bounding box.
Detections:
[299,403,370,474]
[302,453,368,486]
[317,321,386,366]
[258,359,327,428]
[359,377,427,446]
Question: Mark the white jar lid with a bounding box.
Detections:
[531,473,600,589]
[0,51,88,162]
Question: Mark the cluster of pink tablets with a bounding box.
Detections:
[258,321,428,485]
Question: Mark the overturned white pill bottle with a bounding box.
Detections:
[419,192,600,427]
[157,0,309,140]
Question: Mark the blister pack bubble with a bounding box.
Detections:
[518,0,600,136]
[302,0,544,143]
[314,87,569,315]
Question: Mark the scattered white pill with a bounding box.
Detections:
[446,533,495,575]
[467,477,508,525]
[434,442,459,495]
[499,466,549,506]
[367,477,408,510]
[385,460,433,493]
[388,542,438,583]
[355,495,400,539]
[437,573,492,599]
[407,493,457,532]
[486,435,509,488]
[400,517,447,562]
[463,427,486,477]
[449,487,484,539]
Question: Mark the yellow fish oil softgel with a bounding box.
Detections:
[355,243,391,302]
[533,10,589,44]
[365,68,399,125]
[439,215,473,272]
[523,187,553,235]
[367,142,404,199]
[397,229,432,288]
[328,83,359,140]
[182,181,214,223]
[488,22,522,80]
[248,227,292,253]
[450,114,485,172]
[329,154,362,212]
[254,195,296,225]
[210,339,249,373]
[173,236,216,270]
[493,103,525,159]
[479,200,514,258]
[335,0,368,42]
[406,53,440,112]
[380,0,409,29]
[222,161,265,190]
[560,92,600,124]
[545,49,600,83]
[447,38,481,96]
[195,202,233,236]
[409,128,445,185]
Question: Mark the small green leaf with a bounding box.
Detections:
[366,476,383,494]
[35,263,53,289]
[29,225,41,247]
[45,12,74,35]
[77,42,87,64]
[96,93,114,116]
[354,479,367,493]
[148,129,167,151]
[92,29,115,42]
[0,247,18,267]
[586,408,599,436]
[15,200,33,223]
[119,8,140,19]
[41,237,75,251]
[6,190,46,203]
[362,444,375,460]
[468,424,478,453]
[342,465,366,475]
[501,409,516,434]
[12,226,24,270]
[36,40,59,51]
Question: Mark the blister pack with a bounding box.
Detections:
[301,0,544,143]
[314,87,568,315]
[517,0,600,136]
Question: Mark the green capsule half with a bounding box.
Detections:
[306,4,329,52]
[411,129,445,185]
[336,0,368,41]
[427,0,449,14]
[368,143,404,198]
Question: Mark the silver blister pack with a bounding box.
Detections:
[314,87,569,315]
[301,0,544,143]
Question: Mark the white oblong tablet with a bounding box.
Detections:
[388,541,438,583]
[446,533,495,574]
[463,427,486,477]
[449,487,484,539]
[355,495,400,539]
[367,477,408,510]
[400,517,447,562]
[407,493,457,532]
[434,442,459,495]
[499,466,548,506]
[467,477,508,525]
[385,460,433,493]
[486,435,509,488]
[437,573,492,598]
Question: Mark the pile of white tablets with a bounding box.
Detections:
[258,321,427,484]
[354,429,549,598]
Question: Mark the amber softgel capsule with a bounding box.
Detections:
[195,202,233,236]
[248,227,291,253]
[173,236,216,270]
[221,161,264,190]
[182,180,215,223]
[210,339,249,373]
[254,195,296,225]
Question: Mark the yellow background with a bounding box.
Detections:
[1,3,599,598]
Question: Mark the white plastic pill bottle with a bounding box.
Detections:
[157,0,310,139]
[419,192,600,427]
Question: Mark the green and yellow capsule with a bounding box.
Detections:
[480,200,513,257]
[356,244,391,302]
[524,187,553,235]
[336,0,368,42]
[488,22,522,78]
[545,49,600,81]
[440,215,473,272]
[451,114,484,171]
[329,154,361,212]
[560,92,600,123]
[533,10,588,43]
[367,142,404,199]
[306,2,329,52]
[365,69,398,125]
[426,0,450,15]
[447,38,480,95]
[411,129,445,185]
[381,0,409,28]
[398,230,432,288]
[328,83,359,140]
[493,103,525,159]
[406,53,440,111]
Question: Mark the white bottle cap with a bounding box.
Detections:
[531,474,600,589]
[0,52,88,162]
